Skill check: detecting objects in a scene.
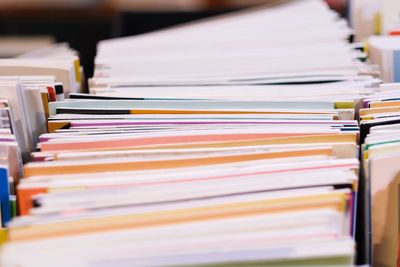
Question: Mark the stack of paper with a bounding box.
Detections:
[1,43,83,94]
[7,146,360,267]
[0,0,382,266]
[360,82,400,267]
[91,0,367,88]
[0,45,82,230]
[0,76,69,229]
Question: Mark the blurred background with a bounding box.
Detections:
[0,0,346,77]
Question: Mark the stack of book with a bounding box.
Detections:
[0,0,392,266]
[0,44,80,228]
[360,82,400,267]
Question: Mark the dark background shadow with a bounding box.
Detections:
[0,6,232,78]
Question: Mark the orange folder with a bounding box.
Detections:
[17,188,47,217]
[359,107,400,116]
[129,109,337,115]
[135,133,358,150]
[369,101,400,108]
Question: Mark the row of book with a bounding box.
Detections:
[0,44,79,265]
[360,83,400,267]
[0,0,399,266]
[0,45,81,228]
